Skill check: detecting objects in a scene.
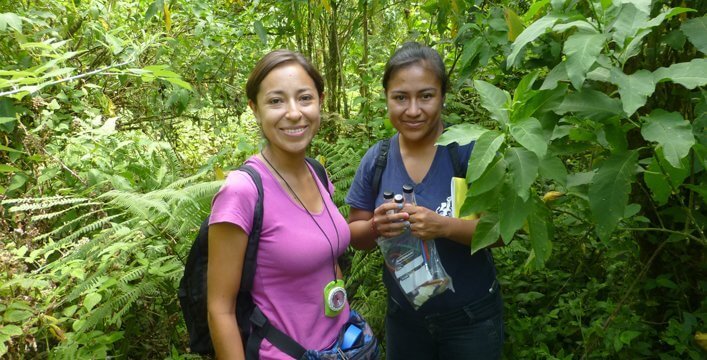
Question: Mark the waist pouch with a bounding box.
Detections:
[302,310,379,360]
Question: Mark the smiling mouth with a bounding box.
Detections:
[282,126,308,135]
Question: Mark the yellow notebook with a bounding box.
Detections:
[451,177,478,220]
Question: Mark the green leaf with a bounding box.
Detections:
[469,157,507,196]
[510,117,547,159]
[499,182,531,243]
[641,110,695,168]
[653,58,707,89]
[0,145,24,154]
[680,16,707,54]
[610,2,649,47]
[513,70,539,105]
[4,309,32,323]
[0,325,22,336]
[609,68,655,116]
[144,0,164,20]
[0,164,21,173]
[589,150,638,241]
[539,155,567,186]
[507,14,560,67]
[0,13,22,33]
[83,292,102,311]
[540,62,567,90]
[555,89,622,118]
[468,131,505,183]
[563,33,605,89]
[528,196,553,268]
[438,123,488,146]
[254,20,267,45]
[162,76,193,91]
[473,80,510,127]
[506,147,539,201]
[471,214,500,255]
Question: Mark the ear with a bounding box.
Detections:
[248,100,260,124]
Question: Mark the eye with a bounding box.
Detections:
[268,97,283,105]
[300,94,314,102]
[421,93,434,100]
[393,94,407,101]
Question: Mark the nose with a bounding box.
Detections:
[285,99,302,120]
[405,99,421,117]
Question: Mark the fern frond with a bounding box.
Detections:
[31,202,102,221]
[99,191,169,219]
[6,196,90,212]
[33,209,108,243]
[36,213,125,257]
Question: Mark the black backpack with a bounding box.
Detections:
[178,158,331,357]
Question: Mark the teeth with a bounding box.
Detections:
[283,127,306,135]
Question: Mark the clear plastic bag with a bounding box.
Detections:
[376,231,454,309]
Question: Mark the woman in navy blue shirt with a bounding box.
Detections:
[346,42,504,359]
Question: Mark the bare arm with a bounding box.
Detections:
[348,203,408,250]
[207,222,248,360]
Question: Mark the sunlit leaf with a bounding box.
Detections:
[506,147,538,201]
[555,89,622,118]
[504,7,524,41]
[438,123,488,146]
[254,20,267,45]
[563,33,605,89]
[473,80,510,127]
[499,182,531,243]
[507,14,560,67]
[510,117,547,159]
[609,68,655,116]
[468,130,505,183]
[0,12,22,33]
[653,58,707,89]
[471,213,500,255]
[641,109,695,168]
[680,16,707,54]
[589,150,638,241]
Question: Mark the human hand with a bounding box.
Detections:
[371,202,409,238]
[404,204,447,241]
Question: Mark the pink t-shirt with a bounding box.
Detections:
[209,156,351,359]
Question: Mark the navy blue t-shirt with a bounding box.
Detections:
[346,134,498,315]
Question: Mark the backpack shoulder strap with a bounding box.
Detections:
[236,165,264,295]
[446,141,465,178]
[305,157,331,197]
[372,138,390,196]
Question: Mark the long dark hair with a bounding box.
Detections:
[382,42,448,96]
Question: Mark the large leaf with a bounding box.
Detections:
[644,154,689,205]
[611,2,649,47]
[589,150,638,241]
[555,89,622,118]
[0,12,22,33]
[540,62,567,90]
[254,20,267,45]
[653,58,707,89]
[505,147,539,201]
[504,7,525,42]
[539,155,567,186]
[528,196,553,268]
[507,14,560,67]
[473,80,510,127]
[609,67,655,116]
[471,213,500,255]
[641,110,695,168]
[468,131,505,183]
[510,117,547,159]
[469,157,507,197]
[438,123,488,146]
[499,182,531,243]
[563,33,605,89]
[680,16,707,54]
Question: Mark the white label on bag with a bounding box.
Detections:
[396,256,433,294]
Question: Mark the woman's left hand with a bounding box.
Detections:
[404,204,448,241]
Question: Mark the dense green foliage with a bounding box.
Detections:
[1,0,705,359]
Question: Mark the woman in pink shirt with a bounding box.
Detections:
[207,50,351,359]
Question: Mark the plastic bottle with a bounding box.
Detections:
[402,184,416,206]
[383,191,395,215]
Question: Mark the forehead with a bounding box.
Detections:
[387,63,441,92]
[258,63,316,94]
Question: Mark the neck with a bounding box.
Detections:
[260,146,308,175]
[399,122,444,155]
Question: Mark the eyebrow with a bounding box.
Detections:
[263,87,316,97]
[389,88,438,94]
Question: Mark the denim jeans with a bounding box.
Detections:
[385,280,504,360]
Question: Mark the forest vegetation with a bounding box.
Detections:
[1,0,706,358]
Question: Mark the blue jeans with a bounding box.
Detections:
[385,280,504,360]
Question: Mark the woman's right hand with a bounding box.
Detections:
[372,202,409,238]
